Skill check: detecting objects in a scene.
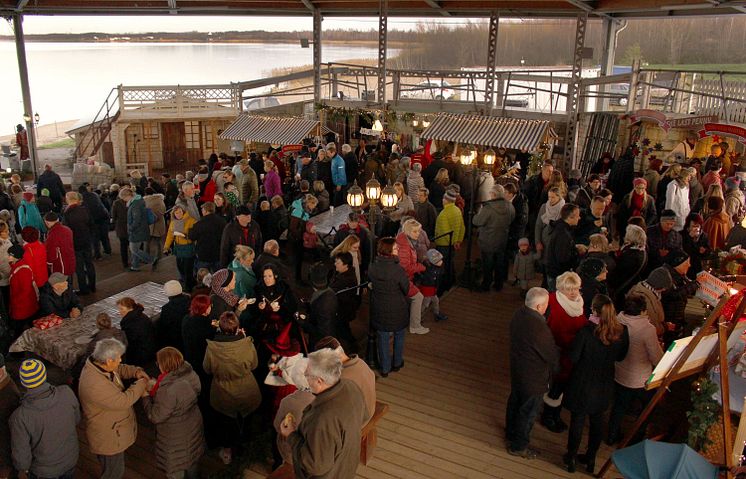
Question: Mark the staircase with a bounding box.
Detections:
[73,87,119,160]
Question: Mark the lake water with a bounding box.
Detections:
[0,42,388,135]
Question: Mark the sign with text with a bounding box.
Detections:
[359,127,382,137]
[281,144,304,154]
[698,123,746,144]
[624,109,671,132]
[669,115,719,129]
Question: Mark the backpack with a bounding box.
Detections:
[146,208,156,225]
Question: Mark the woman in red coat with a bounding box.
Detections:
[542,271,588,433]
[8,244,39,333]
[21,227,48,288]
[395,219,427,335]
[43,212,76,277]
[196,168,216,206]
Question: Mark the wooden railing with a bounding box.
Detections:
[119,84,241,116]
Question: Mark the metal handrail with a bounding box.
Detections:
[73,86,119,160]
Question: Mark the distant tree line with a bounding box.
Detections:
[6,16,746,69]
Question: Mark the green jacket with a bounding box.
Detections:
[229,259,257,299]
[434,203,465,246]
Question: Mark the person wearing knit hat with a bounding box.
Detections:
[38,271,82,319]
[618,177,656,237]
[627,266,673,337]
[434,184,465,292]
[9,359,80,479]
[646,209,683,272]
[661,249,699,340]
[157,279,191,353]
[420,249,447,322]
[163,280,183,297]
[665,166,691,232]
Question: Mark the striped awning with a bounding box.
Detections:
[421,113,556,151]
[220,114,321,144]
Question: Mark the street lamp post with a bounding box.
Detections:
[345,178,399,368]
[460,147,496,290]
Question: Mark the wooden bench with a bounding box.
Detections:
[266,401,390,477]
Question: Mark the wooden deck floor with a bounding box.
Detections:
[68,255,619,478]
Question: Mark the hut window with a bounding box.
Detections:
[145,123,159,139]
[185,121,199,149]
[202,123,214,150]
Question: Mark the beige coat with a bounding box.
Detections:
[78,359,148,456]
[144,193,167,237]
[203,335,262,418]
[626,283,665,337]
[342,355,376,423]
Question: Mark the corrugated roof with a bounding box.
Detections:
[421,113,555,151]
[220,114,320,144]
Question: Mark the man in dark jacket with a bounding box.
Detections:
[506,288,558,458]
[646,209,683,272]
[161,174,179,210]
[110,190,130,269]
[606,148,636,202]
[421,151,448,187]
[10,360,80,479]
[36,164,65,212]
[473,185,515,291]
[220,205,262,267]
[305,263,344,350]
[523,161,553,235]
[342,144,359,186]
[330,252,360,325]
[546,204,583,290]
[157,280,190,350]
[505,182,529,256]
[121,187,153,272]
[63,192,96,295]
[188,201,226,273]
[662,251,698,341]
[575,196,609,245]
[414,188,438,239]
[79,183,111,260]
[38,273,83,318]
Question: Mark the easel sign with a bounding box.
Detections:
[646,333,720,389]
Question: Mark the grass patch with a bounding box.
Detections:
[39,138,74,150]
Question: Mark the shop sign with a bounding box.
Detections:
[698,123,746,144]
[668,115,719,129]
[360,127,382,137]
[624,109,671,132]
[281,144,304,154]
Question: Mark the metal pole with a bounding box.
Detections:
[13,13,39,181]
[377,0,388,106]
[484,11,500,113]
[562,12,588,171]
[599,18,618,111]
[366,202,379,368]
[312,9,322,107]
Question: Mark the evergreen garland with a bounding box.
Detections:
[687,376,720,451]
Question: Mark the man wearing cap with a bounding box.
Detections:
[43,212,75,280]
[662,251,698,341]
[220,205,262,268]
[646,209,683,272]
[10,359,80,479]
[0,353,20,479]
[38,273,82,319]
[626,267,674,337]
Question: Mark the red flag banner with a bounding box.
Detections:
[698,123,746,144]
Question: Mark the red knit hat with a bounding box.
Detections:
[22,191,33,202]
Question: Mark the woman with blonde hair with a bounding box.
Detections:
[229,245,257,298]
[312,180,330,212]
[143,346,205,478]
[542,271,587,433]
[545,170,568,200]
[331,234,362,285]
[697,183,725,217]
[390,181,414,222]
[263,160,282,200]
[563,294,628,474]
[164,204,197,291]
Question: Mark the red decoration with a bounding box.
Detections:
[722,289,746,322]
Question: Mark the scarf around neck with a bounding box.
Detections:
[556,290,584,317]
[541,198,566,225]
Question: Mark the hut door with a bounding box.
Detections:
[161,122,187,169]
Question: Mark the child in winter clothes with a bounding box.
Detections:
[418,249,448,322]
[513,237,541,297]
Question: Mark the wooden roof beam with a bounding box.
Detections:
[300,0,316,12]
[15,0,29,11]
[423,0,452,16]
[563,0,622,23]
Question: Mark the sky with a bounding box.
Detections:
[14,15,488,34]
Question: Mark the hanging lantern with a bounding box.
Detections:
[346,181,365,210]
[483,148,497,166]
[372,119,384,132]
[412,119,419,127]
[380,184,399,209]
[422,120,430,128]
[459,147,475,166]
[365,179,381,201]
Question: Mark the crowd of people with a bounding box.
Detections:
[0,132,744,478]
[506,140,746,474]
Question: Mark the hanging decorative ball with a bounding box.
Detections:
[692,379,702,392]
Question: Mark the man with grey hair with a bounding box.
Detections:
[63,190,96,295]
[473,183,515,291]
[281,348,369,478]
[506,287,558,459]
[176,181,200,220]
[79,339,149,479]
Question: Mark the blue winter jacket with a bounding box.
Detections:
[331,153,347,187]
